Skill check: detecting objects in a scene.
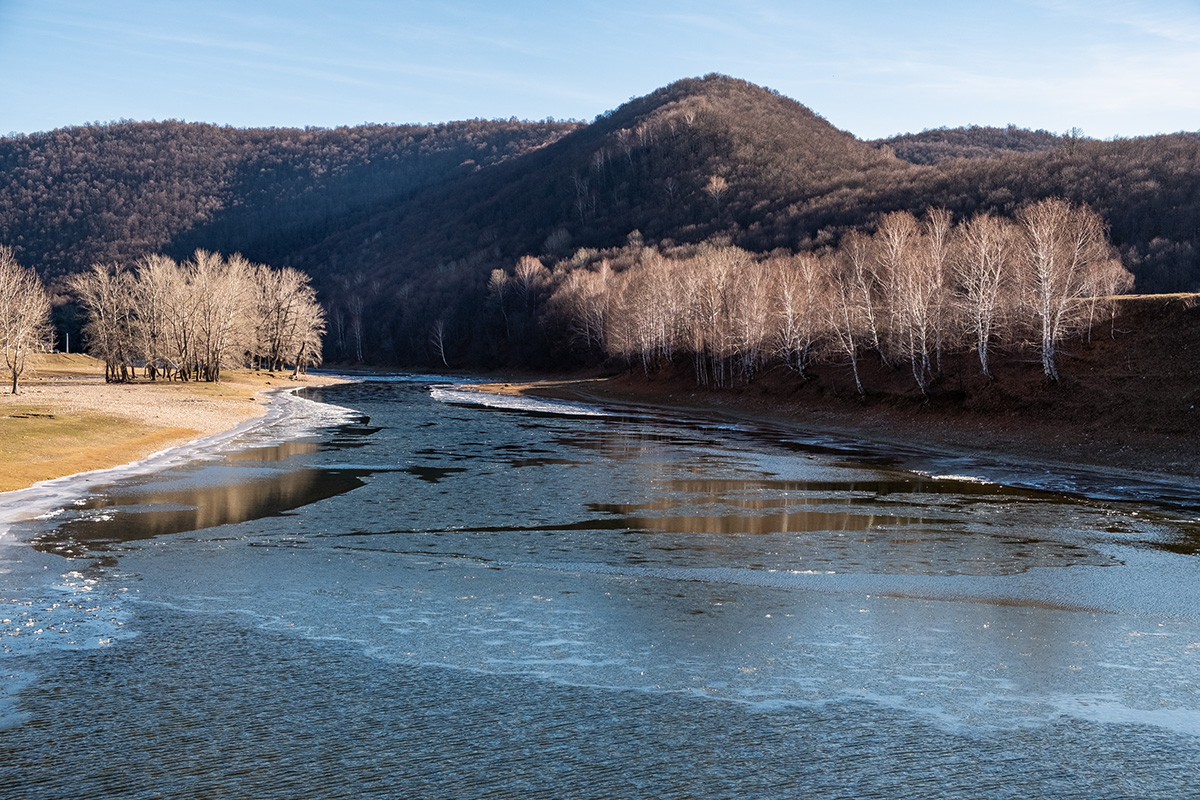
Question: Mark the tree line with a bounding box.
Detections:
[509,198,1132,394]
[69,250,326,383]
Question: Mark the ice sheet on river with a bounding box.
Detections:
[430,385,613,417]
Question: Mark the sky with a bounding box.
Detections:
[1,0,1198,140]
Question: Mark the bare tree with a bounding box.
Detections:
[876,211,938,392]
[825,252,868,397]
[1017,199,1127,380]
[953,213,1017,379]
[922,207,954,374]
[771,253,828,377]
[132,254,180,380]
[188,250,251,382]
[728,259,771,380]
[70,262,137,382]
[252,265,320,372]
[663,176,679,205]
[340,272,369,364]
[705,174,729,220]
[72,250,326,383]
[684,246,745,386]
[1081,248,1135,341]
[513,255,549,308]
[429,317,449,367]
[288,292,325,378]
[160,258,197,380]
[840,230,886,364]
[487,268,511,340]
[0,246,52,394]
[551,260,611,355]
[605,254,679,374]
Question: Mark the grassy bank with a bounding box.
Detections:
[0,354,343,493]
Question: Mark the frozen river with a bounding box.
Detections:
[2,376,1199,798]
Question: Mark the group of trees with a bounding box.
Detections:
[70,250,325,383]
[537,199,1132,393]
[0,246,52,393]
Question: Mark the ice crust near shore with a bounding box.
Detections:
[0,387,359,542]
[430,385,613,417]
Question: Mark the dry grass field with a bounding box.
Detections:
[0,354,343,493]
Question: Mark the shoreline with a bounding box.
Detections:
[0,381,353,541]
[1,360,350,534]
[467,374,1200,506]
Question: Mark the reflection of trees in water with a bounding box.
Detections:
[37,468,366,554]
[587,477,1112,576]
[544,429,1112,575]
[223,441,321,462]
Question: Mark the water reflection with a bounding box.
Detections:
[224,441,321,462]
[25,414,383,558]
[664,477,1054,501]
[404,466,468,484]
[35,468,370,554]
[6,376,1200,800]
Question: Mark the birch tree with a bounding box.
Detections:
[771,253,828,377]
[825,251,867,397]
[953,213,1016,378]
[429,317,449,367]
[841,230,886,363]
[922,208,954,374]
[876,211,939,392]
[1017,199,1126,380]
[0,247,52,394]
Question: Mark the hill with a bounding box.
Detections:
[0,118,578,281]
[873,125,1068,164]
[2,74,1199,367]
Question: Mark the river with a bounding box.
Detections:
[2,376,1199,798]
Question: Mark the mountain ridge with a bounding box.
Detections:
[2,73,1198,364]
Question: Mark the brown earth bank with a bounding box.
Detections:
[483,295,1200,483]
[0,354,347,493]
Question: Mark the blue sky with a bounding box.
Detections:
[1,0,1197,139]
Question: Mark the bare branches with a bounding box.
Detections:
[71,251,325,382]
[1017,199,1122,380]
[538,202,1132,392]
[0,246,52,393]
[953,213,1016,379]
[69,262,137,382]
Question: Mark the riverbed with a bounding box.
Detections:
[2,376,1198,798]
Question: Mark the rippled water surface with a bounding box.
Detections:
[3,378,1200,799]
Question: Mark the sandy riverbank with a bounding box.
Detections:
[0,354,347,493]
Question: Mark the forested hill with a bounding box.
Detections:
[294,74,908,287]
[873,125,1068,165]
[3,73,1199,365]
[0,118,579,281]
